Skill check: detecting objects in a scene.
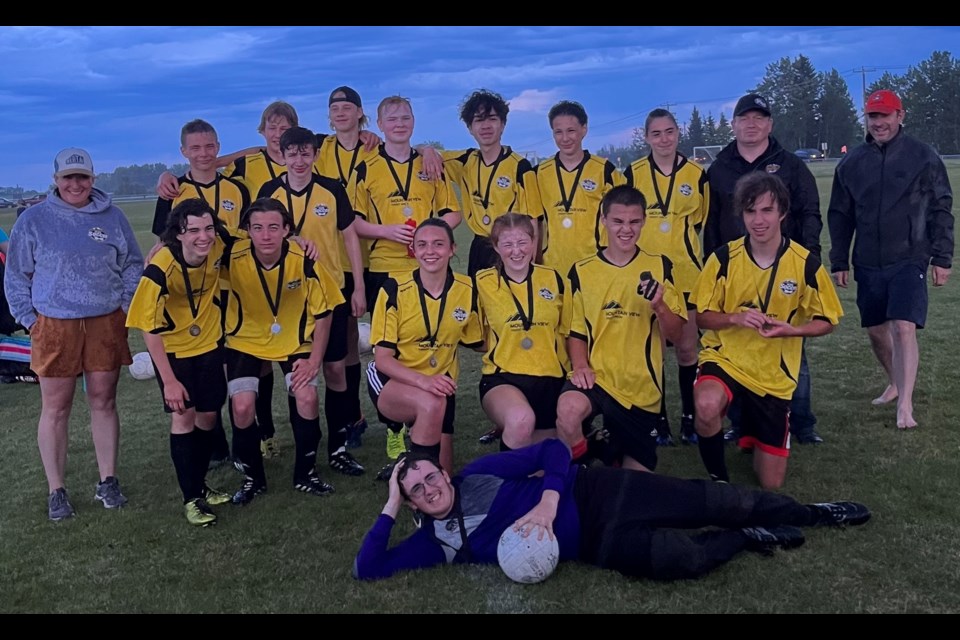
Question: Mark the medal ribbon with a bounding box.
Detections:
[501,264,535,331]
[648,152,679,219]
[416,270,452,349]
[554,153,587,213]
[253,245,287,322]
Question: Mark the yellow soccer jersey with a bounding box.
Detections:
[443,147,542,237]
[625,154,709,296]
[370,270,483,382]
[257,174,355,288]
[474,264,571,377]
[151,174,250,237]
[568,249,685,413]
[348,146,457,274]
[691,237,843,400]
[223,150,286,197]
[536,152,626,277]
[221,239,344,361]
[314,133,377,273]
[126,242,226,358]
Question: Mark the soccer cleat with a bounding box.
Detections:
[204,484,233,506]
[329,449,365,476]
[385,426,407,461]
[48,488,76,522]
[260,436,280,459]
[807,502,871,527]
[793,430,825,445]
[345,417,368,449]
[184,498,217,527]
[232,477,267,506]
[656,434,677,447]
[741,525,805,553]
[723,426,740,445]
[478,427,501,445]
[680,415,698,445]
[294,472,335,497]
[94,476,128,509]
[375,460,398,482]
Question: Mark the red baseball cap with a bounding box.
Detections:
[865,89,902,115]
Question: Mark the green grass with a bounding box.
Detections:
[2,163,959,613]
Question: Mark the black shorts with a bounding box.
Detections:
[854,261,928,328]
[559,380,658,470]
[696,361,790,457]
[155,347,227,414]
[366,360,456,434]
[468,235,499,278]
[479,372,564,431]
[323,298,350,363]
[365,271,391,316]
[225,348,316,397]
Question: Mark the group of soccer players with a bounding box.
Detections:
[130,86,841,526]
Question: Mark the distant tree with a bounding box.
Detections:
[703,113,718,145]
[755,54,821,150]
[903,51,960,154]
[867,71,909,104]
[686,107,705,149]
[418,140,445,150]
[818,69,862,155]
[715,113,733,145]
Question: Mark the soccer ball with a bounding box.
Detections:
[357,321,372,354]
[128,351,156,380]
[497,525,560,584]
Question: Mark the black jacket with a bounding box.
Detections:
[828,129,954,271]
[704,137,822,259]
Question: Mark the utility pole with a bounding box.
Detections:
[854,66,876,137]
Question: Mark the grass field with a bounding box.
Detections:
[2,161,959,613]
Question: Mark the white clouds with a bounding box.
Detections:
[508,89,561,113]
[97,31,262,70]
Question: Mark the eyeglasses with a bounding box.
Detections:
[406,471,444,499]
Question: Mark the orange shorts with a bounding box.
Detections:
[31,309,132,377]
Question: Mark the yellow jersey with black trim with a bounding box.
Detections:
[536,152,626,278]
[568,249,685,413]
[474,264,570,377]
[314,133,376,272]
[348,146,457,274]
[152,173,250,237]
[223,149,286,197]
[443,147,542,237]
[691,237,843,399]
[257,174,355,289]
[370,269,483,382]
[221,239,344,361]
[126,242,226,358]
[625,154,709,296]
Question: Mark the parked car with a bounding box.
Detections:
[0,197,16,208]
[795,148,823,161]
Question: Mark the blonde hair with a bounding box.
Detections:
[377,96,413,120]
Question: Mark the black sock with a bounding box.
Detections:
[233,424,266,485]
[257,372,276,440]
[679,364,698,418]
[193,427,215,489]
[387,421,404,435]
[409,441,441,462]
[290,409,321,481]
[170,431,201,503]
[207,410,230,459]
[659,375,671,435]
[698,432,729,482]
[325,387,349,455]
[345,362,362,424]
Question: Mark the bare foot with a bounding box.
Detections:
[896,405,917,430]
[872,384,898,405]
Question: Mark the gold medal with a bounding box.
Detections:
[429,356,438,368]
[482,214,491,225]
[403,205,413,217]
[188,324,201,337]
[562,217,573,229]
[270,322,282,335]
[659,221,671,233]
[521,337,534,350]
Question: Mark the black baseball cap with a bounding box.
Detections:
[329,86,362,108]
[734,93,772,117]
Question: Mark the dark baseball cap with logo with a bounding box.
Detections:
[329,86,362,108]
[734,93,772,117]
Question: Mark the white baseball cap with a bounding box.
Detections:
[54,147,95,178]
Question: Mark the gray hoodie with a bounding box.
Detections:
[3,187,143,329]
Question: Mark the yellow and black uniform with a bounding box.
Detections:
[221,239,344,361]
[625,154,709,302]
[348,146,457,278]
[223,149,286,198]
[536,152,626,278]
[691,237,843,401]
[152,173,250,237]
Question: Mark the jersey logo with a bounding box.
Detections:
[452,307,468,322]
[602,300,623,310]
[765,164,781,174]
[679,183,693,196]
[539,288,554,300]
[779,279,798,295]
[496,176,512,189]
[505,313,523,323]
[581,179,597,192]
[314,203,329,217]
[88,227,107,242]
[417,171,431,181]
[221,199,236,212]
[286,278,302,290]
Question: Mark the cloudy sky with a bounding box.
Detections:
[1,26,956,190]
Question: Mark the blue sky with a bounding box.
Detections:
[1,26,957,191]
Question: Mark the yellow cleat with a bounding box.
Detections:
[184,498,217,527]
[260,436,280,459]
[385,426,407,461]
[204,484,232,506]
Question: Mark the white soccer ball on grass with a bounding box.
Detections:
[497,525,560,584]
[128,351,156,380]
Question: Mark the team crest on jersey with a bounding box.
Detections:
[221,199,236,212]
[496,176,512,189]
[286,279,302,290]
[417,171,430,181]
[679,183,693,196]
[88,227,107,242]
[452,307,468,322]
[581,179,598,192]
[539,288,555,300]
[765,164,781,174]
[779,279,798,295]
[314,203,329,217]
